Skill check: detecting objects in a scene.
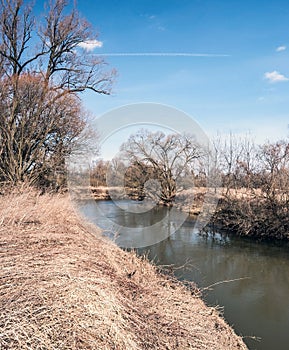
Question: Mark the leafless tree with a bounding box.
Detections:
[214,136,289,240]
[258,140,289,203]
[0,0,115,187]
[120,129,204,205]
[90,159,110,187]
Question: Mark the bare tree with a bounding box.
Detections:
[0,0,115,187]
[123,161,156,199]
[90,159,110,187]
[214,136,289,240]
[258,140,289,203]
[120,129,204,205]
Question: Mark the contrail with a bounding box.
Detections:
[94,52,230,57]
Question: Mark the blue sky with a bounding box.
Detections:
[37,0,289,143]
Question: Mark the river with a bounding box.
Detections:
[80,199,289,350]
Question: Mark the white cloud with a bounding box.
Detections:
[264,70,289,83]
[276,45,286,52]
[78,39,103,51]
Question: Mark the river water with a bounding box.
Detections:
[81,200,289,350]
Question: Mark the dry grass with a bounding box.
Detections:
[0,190,248,349]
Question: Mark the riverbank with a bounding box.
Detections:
[88,186,289,241]
[212,189,289,241]
[89,186,208,215]
[0,190,247,349]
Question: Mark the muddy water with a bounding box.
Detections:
[82,200,289,350]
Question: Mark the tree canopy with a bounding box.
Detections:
[119,129,204,204]
[0,0,115,188]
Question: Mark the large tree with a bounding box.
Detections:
[0,0,115,187]
[120,129,204,205]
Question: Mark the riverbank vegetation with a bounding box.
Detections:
[0,190,248,349]
[1,0,287,242]
[0,1,252,348]
[90,133,289,241]
[212,136,289,240]
[0,0,114,189]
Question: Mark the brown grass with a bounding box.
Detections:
[0,190,248,349]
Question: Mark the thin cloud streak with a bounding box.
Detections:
[94,52,230,57]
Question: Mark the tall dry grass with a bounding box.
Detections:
[0,190,247,349]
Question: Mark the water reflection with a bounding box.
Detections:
[83,200,289,350]
[80,199,188,248]
[139,231,289,350]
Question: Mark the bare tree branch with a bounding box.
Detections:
[0,0,115,188]
[120,130,204,204]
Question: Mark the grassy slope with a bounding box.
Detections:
[0,191,247,349]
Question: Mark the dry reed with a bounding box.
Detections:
[0,190,248,349]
